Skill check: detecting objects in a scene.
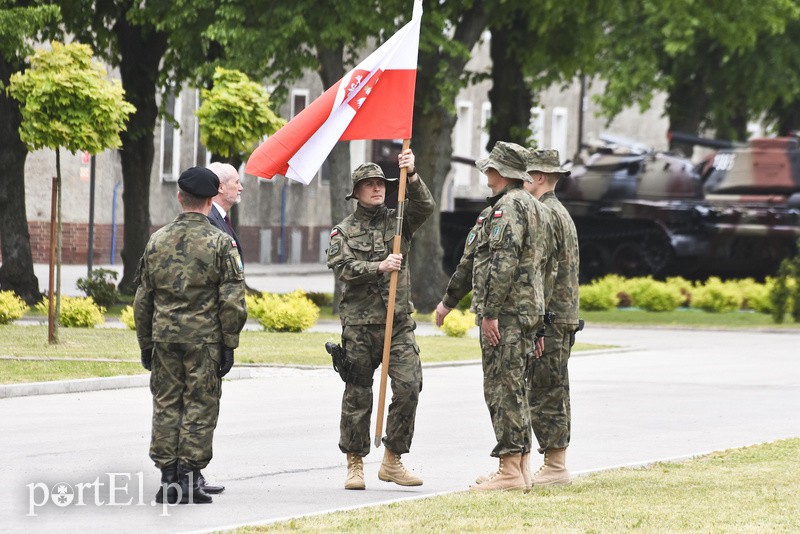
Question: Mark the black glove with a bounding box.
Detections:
[219,346,234,378]
[141,348,153,371]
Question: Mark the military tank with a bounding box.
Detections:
[557,132,800,281]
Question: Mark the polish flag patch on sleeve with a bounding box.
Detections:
[330,228,339,238]
[493,209,503,218]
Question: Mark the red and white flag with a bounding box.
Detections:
[244,1,422,185]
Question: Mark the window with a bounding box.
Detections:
[551,107,568,163]
[453,101,473,188]
[479,102,492,187]
[194,90,210,166]
[530,106,545,149]
[160,90,183,182]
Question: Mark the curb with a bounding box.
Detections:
[0,347,635,400]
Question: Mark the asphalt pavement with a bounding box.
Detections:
[2,325,799,533]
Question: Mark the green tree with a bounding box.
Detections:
[593,0,799,152]
[57,0,221,293]
[196,67,284,169]
[7,41,134,343]
[205,0,397,310]
[0,2,59,304]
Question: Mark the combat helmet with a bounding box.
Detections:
[345,163,398,200]
[476,141,532,183]
[527,149,570,176]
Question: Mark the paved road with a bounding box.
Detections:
[2,326,799,532]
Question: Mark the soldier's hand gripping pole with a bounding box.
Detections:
[374,138,411,449]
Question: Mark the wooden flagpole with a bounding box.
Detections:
[374,138,411,448]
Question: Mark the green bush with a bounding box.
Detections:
[76,268,120,308]
[120,305,136,330]
[737,278,771,314]
[690,277,741,313]
[664,276,693,307]
[628,278,682,312]
[431,308,475,337]
[37,296,105,327]
[249,290,319,332]
[580,278,619,311]
[0,290,29,325]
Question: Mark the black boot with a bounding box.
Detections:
[155,464,179,504]
[195,470,225,494]
[177,464,212,504]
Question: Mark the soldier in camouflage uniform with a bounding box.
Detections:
[524,148,580,486]
[327,149,434,490]
[134,167,247,504]
[435,141,550,491]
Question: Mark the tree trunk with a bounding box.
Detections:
[318,45,350,312]
[487,15,534,148]
[0,55,40,304]
[114,19,168,294]
[410,2,488,312]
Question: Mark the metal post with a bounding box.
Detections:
[87,155,96,275]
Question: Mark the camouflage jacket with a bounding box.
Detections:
[540,191,580,324]
[327,177,435,325]
[472,183,550,319]
[441,206,493,309]
[134,212,247,349]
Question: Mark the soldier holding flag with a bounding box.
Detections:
[327,148,434,490]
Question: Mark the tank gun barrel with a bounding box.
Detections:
[668,131,736,150]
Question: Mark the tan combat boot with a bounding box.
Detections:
[344,454,365,490]
[521,452,531,490]
[475,452,530,487]
[531,448,571,486]
[377,448,423,486]
[470,454,527,491]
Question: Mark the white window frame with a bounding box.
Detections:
[160,90,183,182]
[530,106,545,149]
[551,107,568,163]
[453,100,473,188]
[193,89,211,167]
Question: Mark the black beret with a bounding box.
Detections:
[177,167,220,198]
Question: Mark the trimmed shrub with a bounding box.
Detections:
[580,278,619,311]
[76,268,120,308]
[738,278,771,314]
[37,296,105,327]
[432,308,476,337]
[664,276,693,307]
[249,290,319,332]
[120,305,136,330]
[0,290,29,325]
[690,277,741,313]
[629,279,682,312]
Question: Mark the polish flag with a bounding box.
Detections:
[244,1,422,185]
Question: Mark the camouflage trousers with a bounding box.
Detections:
[528,322,575,452]
[149,342,221,470]
[480,314,540,457]
[339,314,422,457]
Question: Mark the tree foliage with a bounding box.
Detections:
[0,2,60,304]
[8,41,134,154]
[594,0,800,141]
[196,67,284,163]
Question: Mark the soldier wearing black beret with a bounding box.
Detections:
[134,166,246,504]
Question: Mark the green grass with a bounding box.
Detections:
[0,325,606,383]
[584,307,800,328]
[242,438,800,533]
[0,360,144,384]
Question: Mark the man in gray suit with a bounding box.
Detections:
[192,162,244,496]
[207,162,244,262]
